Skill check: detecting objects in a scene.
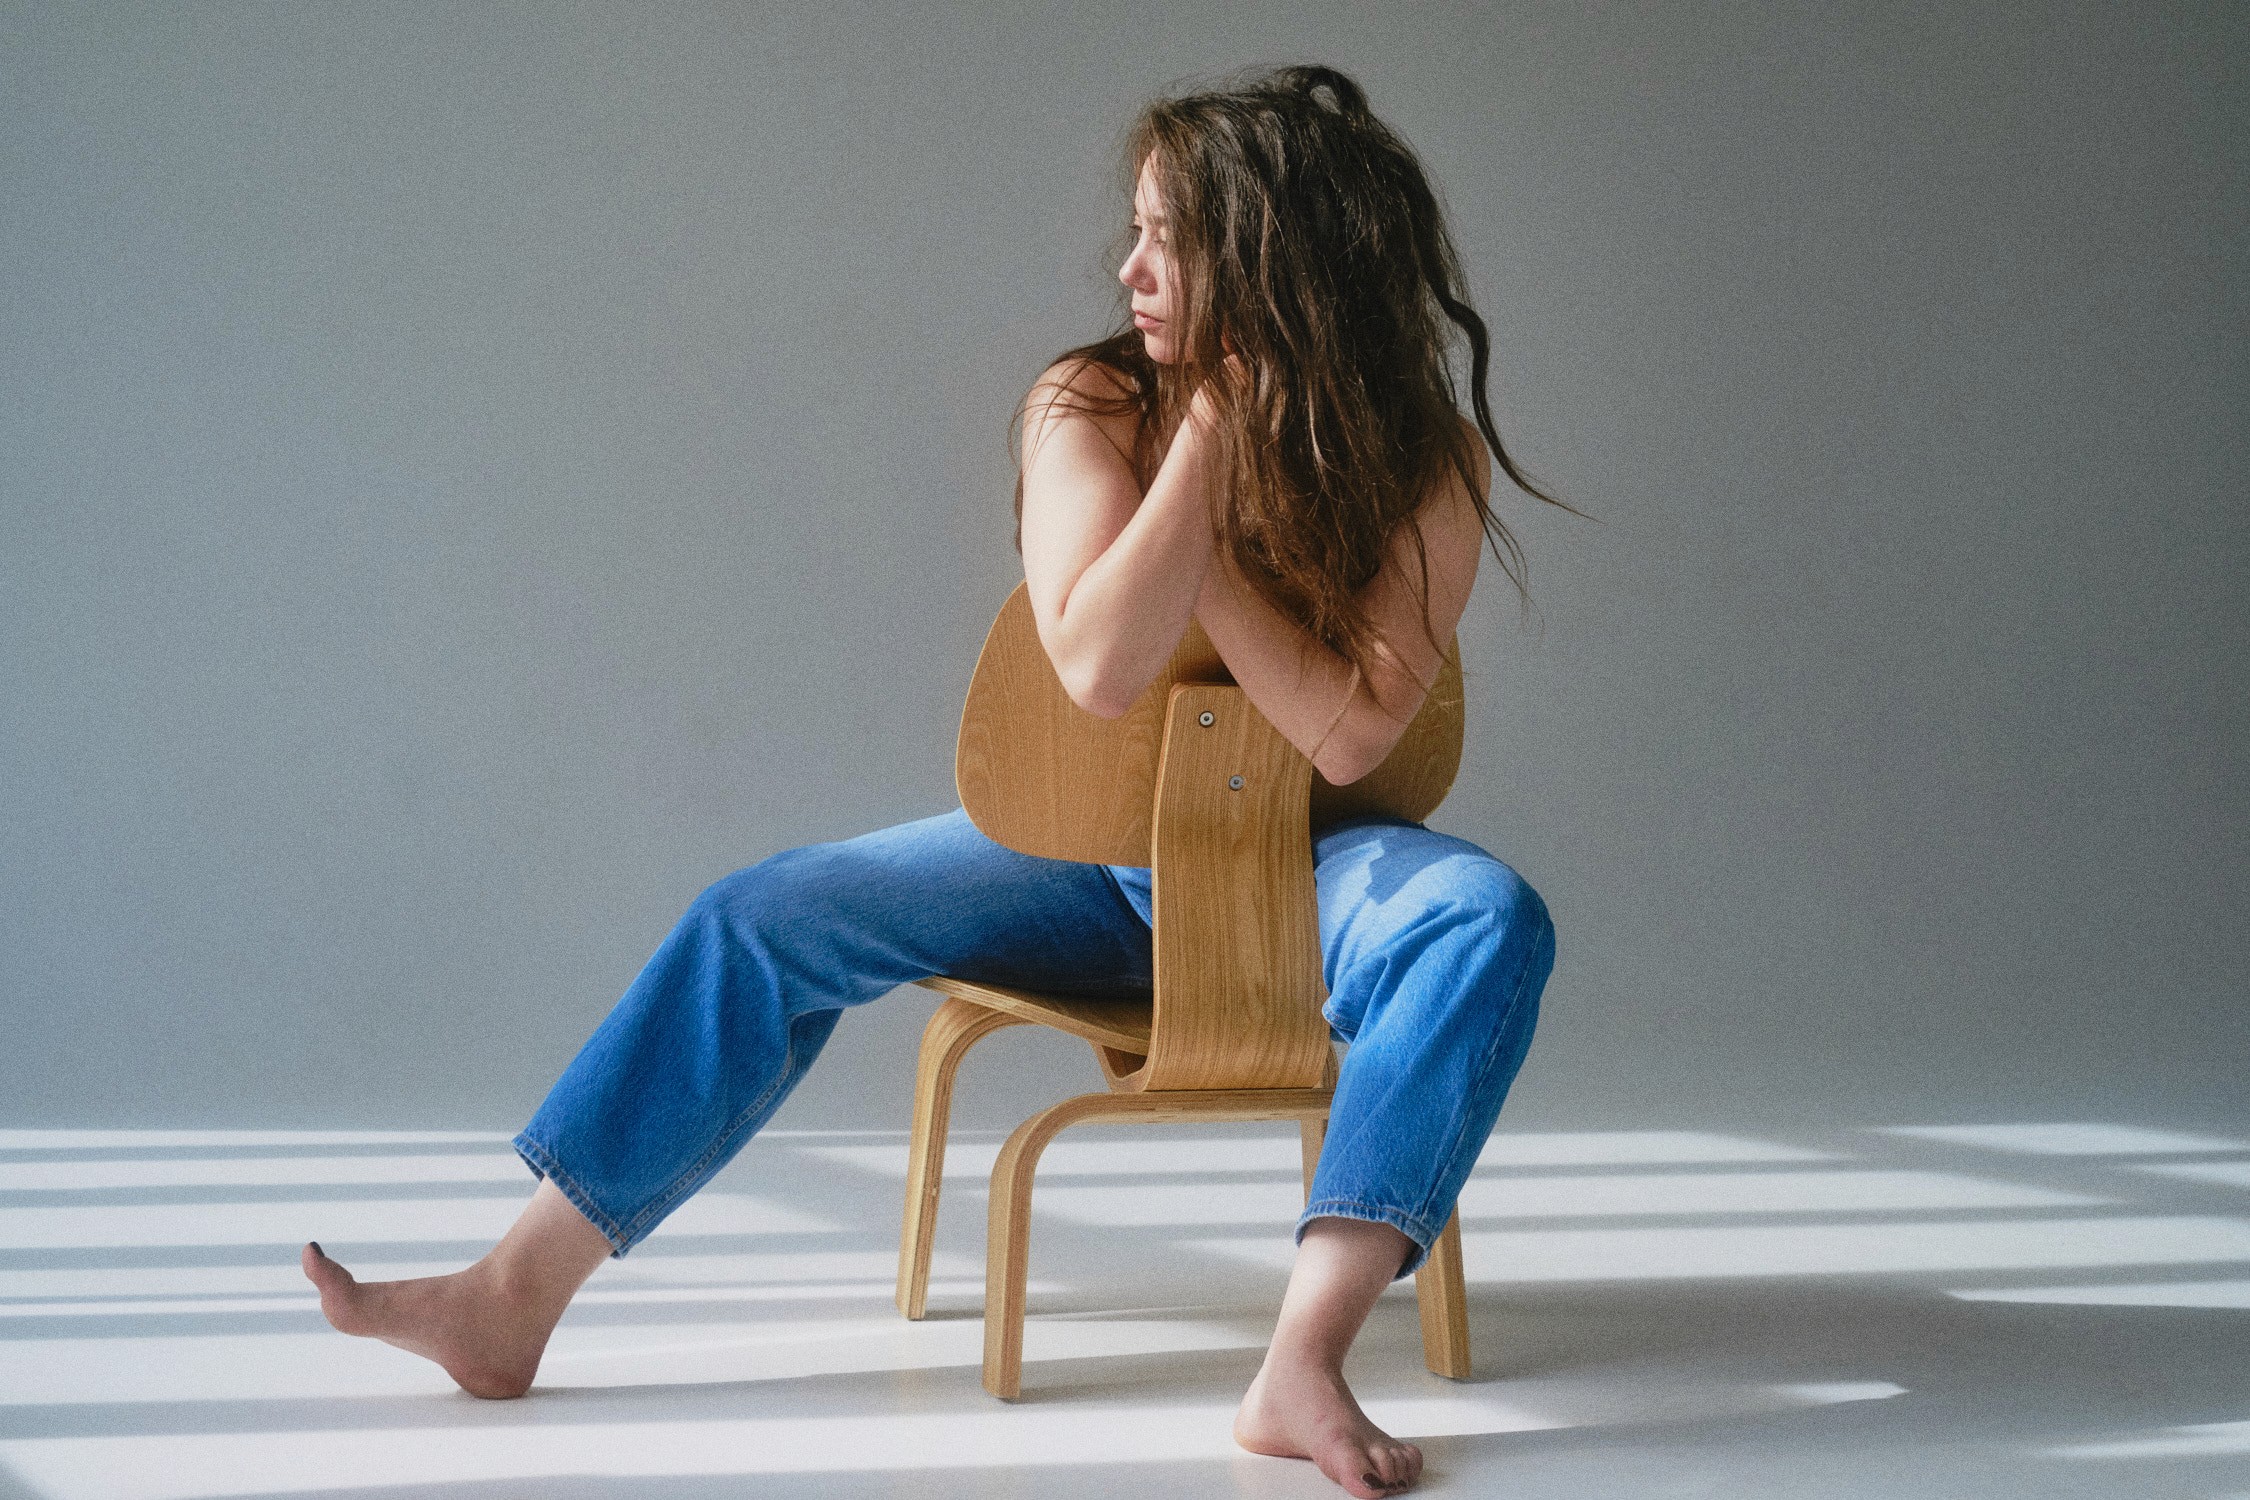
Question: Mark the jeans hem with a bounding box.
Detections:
[512,1133,632,1259]
[1297,1198,1442,1280]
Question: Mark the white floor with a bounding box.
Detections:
[0,1117,2245,1499]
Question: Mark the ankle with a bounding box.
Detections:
[462,1252,544,1315]
[1258,1339,1348,1385]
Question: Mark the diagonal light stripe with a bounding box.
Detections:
[0,1130,510,1151]
[804,1129,1831,1183]
[1027,1170,2104,1228]
[2047,1419,2250,1458]
[1198,1215,2250,1281]
[1949,1278,2250,1309]
[0,1191,838,1250]
[2137,1160,2250,1189]
[0,1249,980,1301]
[0,1314,1258,1406]
[0,1154,530,1192]
[0,1280,1028,1319]
[1878,1124,2247,1156]
[0,1376,1914,1499]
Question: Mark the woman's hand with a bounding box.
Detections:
[1188,351,1249,430]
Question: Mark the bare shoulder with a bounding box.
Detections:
[1409,415,1491,581]
[1028,353,1135,404]
[1021,355,1145,468]
[1455,412,1493,504]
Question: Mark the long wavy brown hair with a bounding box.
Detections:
[1013,63,1579,690]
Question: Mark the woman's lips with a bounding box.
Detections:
[1133,311,1162,330]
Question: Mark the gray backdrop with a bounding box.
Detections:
[4,1,2242,1135]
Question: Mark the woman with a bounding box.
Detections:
[305,64,1567,1500]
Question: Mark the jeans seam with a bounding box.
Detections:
[613,1020,803,1250]
[1403,914,1553,1234]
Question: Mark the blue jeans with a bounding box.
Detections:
[515,807,1554,1278]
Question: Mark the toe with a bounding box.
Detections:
[1322,1449,1388,1500]
[302,1242,349,1292]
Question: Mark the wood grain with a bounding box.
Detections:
[954,585,1224,865]
[981,1086,1337,1399]
[914,976,1150,1053]
[919,586,1479,1400]
[896,997,1024,1320]
[1415,1213,1473,1379]
[1120,685,1333,1094]
[955,584,1464,864]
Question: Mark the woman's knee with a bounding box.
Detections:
[690,811,980,927]
[1474,858,1554,954]
[1322,840,1551,1026]
[1320,822,1552,954]
[693,827,895,918]
[1397,847,1552,956]
[692,845,812,917]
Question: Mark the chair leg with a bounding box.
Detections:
[982,1086,1334,1399]
[1298,1115,1326,1202]
[896,997,1024,1320]
[1414,1210,1471,1379]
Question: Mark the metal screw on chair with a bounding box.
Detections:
[1198,711,1215,727]
[1228,775,1245,790]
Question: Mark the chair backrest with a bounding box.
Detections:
[956,584,1463,864]
[953,583,1466,1092]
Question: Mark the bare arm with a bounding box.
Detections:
[1017,362,1223,718]
[1020,363,1488,775]
[1194,440,1488,785]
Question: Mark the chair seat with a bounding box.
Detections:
[914,976,1151,1053]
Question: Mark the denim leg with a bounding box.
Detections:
[515,807,1153,1255]
[1298,818,1556,1278]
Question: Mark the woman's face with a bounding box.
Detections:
[1119,157,1177,364]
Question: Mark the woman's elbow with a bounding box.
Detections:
[1057,659,1137,720]
[1312,737,1386,787]
[1039,618,1139,719]
[1313,710,1415,784]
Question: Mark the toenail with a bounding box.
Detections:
[309,1242,322,1255]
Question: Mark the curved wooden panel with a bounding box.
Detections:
[955,583,1467,864]
[981,1085,1337,1398]
[913,977,1151,1053]
[1133,685,1332,1093]
[955,586,1225,866]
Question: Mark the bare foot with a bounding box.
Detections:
[301,1242,558,1399]
[1235,1355,1423,1497]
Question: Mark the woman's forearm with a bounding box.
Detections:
[1193,553,1422,786]
[1042,411,1220,718]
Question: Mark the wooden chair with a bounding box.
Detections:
[895,583,1470,1398]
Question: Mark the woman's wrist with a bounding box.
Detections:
[1187,354,1244,423]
